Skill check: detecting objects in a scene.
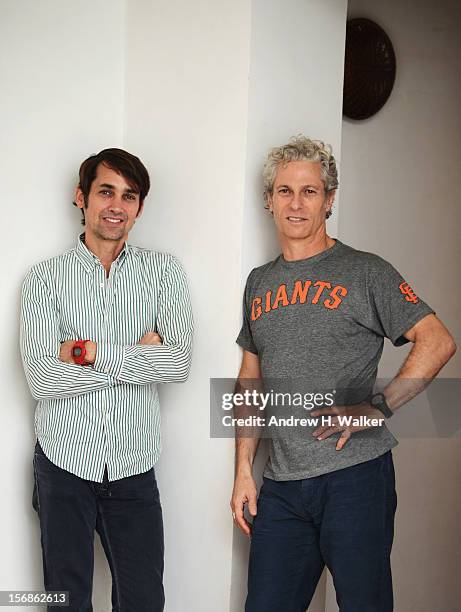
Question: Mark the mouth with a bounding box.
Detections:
[102,217,125,225]
[286,216,308,223]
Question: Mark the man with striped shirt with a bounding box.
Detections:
[20,148,193,611]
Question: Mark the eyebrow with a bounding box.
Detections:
[98,183,139,194]
[276,183,321,189]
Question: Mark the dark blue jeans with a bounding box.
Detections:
[32,442,164,612]
[246,451,397,612]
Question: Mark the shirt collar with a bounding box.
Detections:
[75,232,130,273]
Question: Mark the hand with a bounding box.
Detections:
[310,402,385,451]
[59,340,97,365]
[139,331,163,345]
[230,472,258,537]
[84,341,97,364]
[59,340,75,364]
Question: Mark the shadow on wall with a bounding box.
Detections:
[229,441,268,612]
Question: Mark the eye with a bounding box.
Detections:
[100,190,112,196]
[124,193,138,201]
[278,188,290,194]
[304,188,316,195]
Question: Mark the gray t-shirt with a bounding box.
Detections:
[236,239,435,480]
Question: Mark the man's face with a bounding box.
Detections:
[268,161,334,243]
[75,163,143,243]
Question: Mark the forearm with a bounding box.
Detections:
[233,375,264,476]
[93,338,193,385]
[22,356,118,401]
[20,271,119,401]
[235,436,260,476]
[383,329,456,413]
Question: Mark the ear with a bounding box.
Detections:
[75,187,85,210]
[136,201,144,219]
[325,189,336,214]
[267,194,274,214]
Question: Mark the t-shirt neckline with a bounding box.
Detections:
[278,238,343,268]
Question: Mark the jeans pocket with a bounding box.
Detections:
[151,469,161,503]
[132,467,161,505]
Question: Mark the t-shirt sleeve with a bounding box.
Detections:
[236,271,258,355]
[367,256,436,346]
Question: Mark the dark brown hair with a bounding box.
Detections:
[74,148,150,225]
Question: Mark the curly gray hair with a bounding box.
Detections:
[263,135,339,218]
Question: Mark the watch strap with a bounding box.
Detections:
[71,340,89,366]
[370,392,393,418]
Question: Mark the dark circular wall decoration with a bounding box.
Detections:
[343,18,396,120]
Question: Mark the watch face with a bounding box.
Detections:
[73,347,82,357]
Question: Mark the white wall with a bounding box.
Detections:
[0,1,124,610]
[240,0,346,276]
[331,0,461,610]
[123,1,251,610]
[231,2,348,611]
[10,1,453,611]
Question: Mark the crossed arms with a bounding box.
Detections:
[20,263,193,401]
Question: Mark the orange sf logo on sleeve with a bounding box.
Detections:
[399,281,419,304]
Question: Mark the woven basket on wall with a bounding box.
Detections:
[343,18,396,120]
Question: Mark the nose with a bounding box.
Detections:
[290,193,302,211]
[107,197,124,214]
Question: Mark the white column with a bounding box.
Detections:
[124,1,251,610]
[233,2,347,611]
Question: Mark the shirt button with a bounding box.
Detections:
[105,368,110,374]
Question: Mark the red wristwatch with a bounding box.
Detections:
[71,340,90,366]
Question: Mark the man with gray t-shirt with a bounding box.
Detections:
[230,136,456,612]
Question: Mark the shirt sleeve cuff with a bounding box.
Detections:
[236,336,259,355]
[93,342,125,379]
[391,305,436,346]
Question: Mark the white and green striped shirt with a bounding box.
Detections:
[20,233,193,482]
